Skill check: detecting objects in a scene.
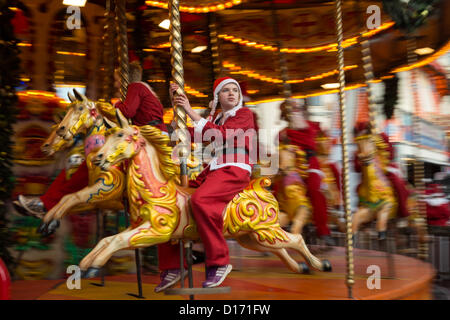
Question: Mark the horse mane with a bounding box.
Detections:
[95,101,118,124]
[138,125,180,181]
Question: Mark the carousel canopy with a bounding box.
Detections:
[70,0,450,105]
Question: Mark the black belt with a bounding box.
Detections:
[147,119,162,126]
[305,149,316,160]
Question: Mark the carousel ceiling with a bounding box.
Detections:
[75,1,450,106]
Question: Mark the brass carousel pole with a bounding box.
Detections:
[270,3,292,100]
[360,37,378,134]
[334,0,355,299]
[101,0,115,101]
[407,37,428,261]
[115,0,129,102]
[169,0,193,299]
[169,0,189,187]
[208,12,221,86]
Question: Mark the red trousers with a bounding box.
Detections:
[306,156,330,237]
[158,165,250,270]
[40,160,89,211]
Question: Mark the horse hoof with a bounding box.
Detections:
[37,222,48,234]
[82,267,101,279]
[46,220,60,235]
[322,259,332,272]
[298,262,310,274]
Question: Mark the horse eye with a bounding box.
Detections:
[118,133,124,137]
[78,106,83,111]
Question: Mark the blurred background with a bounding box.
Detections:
[0,0,448,300]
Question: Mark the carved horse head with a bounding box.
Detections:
[92,109,144,171]
[93,109,178,181]
[41,95,83,156]
[55,90,102,141]
[354,122,377,165]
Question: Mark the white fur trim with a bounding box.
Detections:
[214,104,243,125]
[209,157,252,174]
[424,197,449,206]
[307,168,325,179]
[194,117,208,135]
[213,78,243,110]
[387,166,403,177]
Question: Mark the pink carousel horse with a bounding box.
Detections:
[75,109,332,277]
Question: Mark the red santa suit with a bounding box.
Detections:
[114,81,166,132]
[158,77,255,270]
[423,184,450,226]
[39,82,167,212]
[279,121,331,237]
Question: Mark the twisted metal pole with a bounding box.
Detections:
[360,37,378,134]
[335,0,354,299]
[169,0,189,187]
[115,0,129,101]
[208,12,221,85]
[407,37,428,261]
[102,0,115,101]
[270,3,292,100]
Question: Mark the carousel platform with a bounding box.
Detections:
[10,246,435,300]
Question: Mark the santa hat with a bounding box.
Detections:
[212,77,243,110]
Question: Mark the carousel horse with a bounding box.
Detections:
[352,126,397,240]
[72,110,332,277]
[35,91,126,233]
[14,100,81,216]
[274,142,344,236]
[273,144,312,235]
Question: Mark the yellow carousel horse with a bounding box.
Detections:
[273,144,312,235]
[73,109,332,276]
[35,91,126,233]
[352,124,397,240]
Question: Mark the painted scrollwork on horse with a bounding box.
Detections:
[78,109,332,277]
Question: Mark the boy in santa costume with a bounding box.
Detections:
[15,62,167,219]
[154,77,256,292]
[277,99,335,246]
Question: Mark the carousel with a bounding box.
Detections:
[1,0,449,301]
